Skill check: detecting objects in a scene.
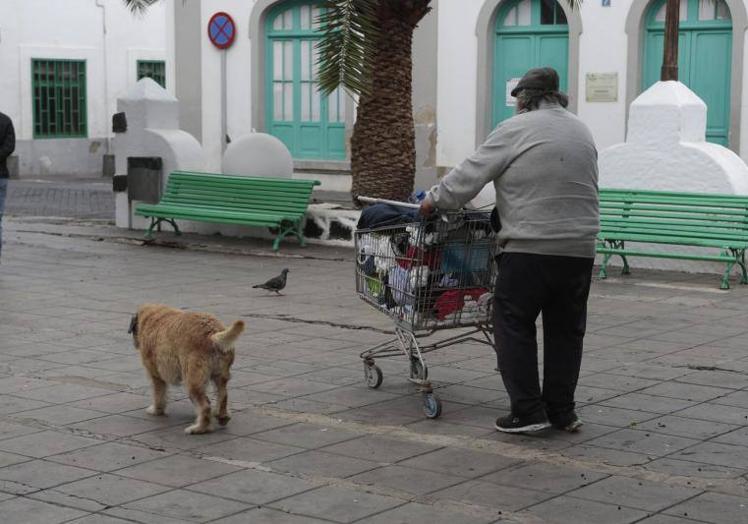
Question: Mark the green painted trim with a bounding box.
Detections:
[495,25,569,34]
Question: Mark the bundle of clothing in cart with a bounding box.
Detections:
[356,203,497,327]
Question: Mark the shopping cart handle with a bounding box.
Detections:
[357,196,421,209]
[357,196,454,223]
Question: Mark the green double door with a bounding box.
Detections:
[643,0,733,145]
[493,0,569,127]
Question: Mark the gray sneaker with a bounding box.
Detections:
[552,414,583,433]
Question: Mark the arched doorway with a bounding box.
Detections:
[492,0,570,126]
[264,1,346,160]
[643,0,733,145]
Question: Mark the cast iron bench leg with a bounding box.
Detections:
[737,249,748,285]
[144,217,158,240]
[721,252,735,290]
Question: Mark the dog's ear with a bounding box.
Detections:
[128,314,138,336]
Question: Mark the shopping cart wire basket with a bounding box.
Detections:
[355,197,498,418]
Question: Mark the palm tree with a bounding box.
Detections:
[317,0,431,203]
[125,0,433,203]
[317,0,585,203]
[661,0,680,80]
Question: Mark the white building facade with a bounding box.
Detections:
[169,0,748,193]
[0,0,169,177]
[439,0,747,169]
[5,0,745,183]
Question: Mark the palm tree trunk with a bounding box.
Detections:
[350,1,430,204]
[661,0,680,81]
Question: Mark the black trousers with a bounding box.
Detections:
[493,252,594,421]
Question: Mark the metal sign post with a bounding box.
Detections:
[208,12,236,152]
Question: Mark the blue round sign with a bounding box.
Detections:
[208,12,236,50]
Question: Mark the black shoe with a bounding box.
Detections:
[495,412,551,434]
[550,413,583,433]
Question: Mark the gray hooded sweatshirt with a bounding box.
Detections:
[428,101,600,259]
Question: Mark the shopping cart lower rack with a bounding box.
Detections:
[355,200,498,418]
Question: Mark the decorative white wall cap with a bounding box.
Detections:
[121,78,177,102]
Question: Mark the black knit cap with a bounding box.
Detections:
[511,67,561,97]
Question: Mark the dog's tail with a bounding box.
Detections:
[211,320,245,351]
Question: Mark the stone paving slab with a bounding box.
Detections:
[5,178,114,220]
[0,221,747,523]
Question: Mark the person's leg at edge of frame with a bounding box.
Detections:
[493,252,552,433]
[0,177,7,262]
[541,256,594,432]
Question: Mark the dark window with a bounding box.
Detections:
[137,60,166,88]
[541,0,567,25]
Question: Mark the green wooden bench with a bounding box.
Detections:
[598,188,748,289]
[134,171,320,251]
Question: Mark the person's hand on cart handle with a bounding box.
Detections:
[419,195,436,217]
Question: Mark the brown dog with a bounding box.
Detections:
[129,304,244,434]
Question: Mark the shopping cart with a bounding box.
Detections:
[355,198,498,418]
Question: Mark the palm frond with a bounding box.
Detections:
[563,0,583,9]
[316,0,381,98]
[122,0,163,14]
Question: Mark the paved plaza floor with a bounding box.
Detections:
[0,215,747,524]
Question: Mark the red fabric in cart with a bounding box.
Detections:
[397,245,441,270]
[434,288,488,320]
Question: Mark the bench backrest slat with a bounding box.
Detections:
[161,171,320,217]
[600,188,748,201]
[599,188,748,242]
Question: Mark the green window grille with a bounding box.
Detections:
[32,59,87,139]
[265,1,346,160]
[137,60,167,88]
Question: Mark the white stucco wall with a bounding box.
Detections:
[436,0,483,169]
[0,0,168,176]
[184,0,637,171]
[601,81,748,194]
[177,0,748,185]
[576,2,629,151]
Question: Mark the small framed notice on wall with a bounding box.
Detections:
[585,73,618,102]
[602,0,611,6]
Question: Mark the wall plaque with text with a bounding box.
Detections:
[586,73,618,102]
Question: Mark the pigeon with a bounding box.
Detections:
[253,268,289,295]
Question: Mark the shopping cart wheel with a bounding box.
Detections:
[410,358,428,381]
[364,362,383,389]
[422,394,442,419]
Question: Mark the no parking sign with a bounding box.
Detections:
[208,12,236,50]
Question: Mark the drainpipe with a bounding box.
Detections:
[95,0,111,154]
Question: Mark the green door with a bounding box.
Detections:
[493,0,569,126]
[644,0,732,145]
[265,1,346,160]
